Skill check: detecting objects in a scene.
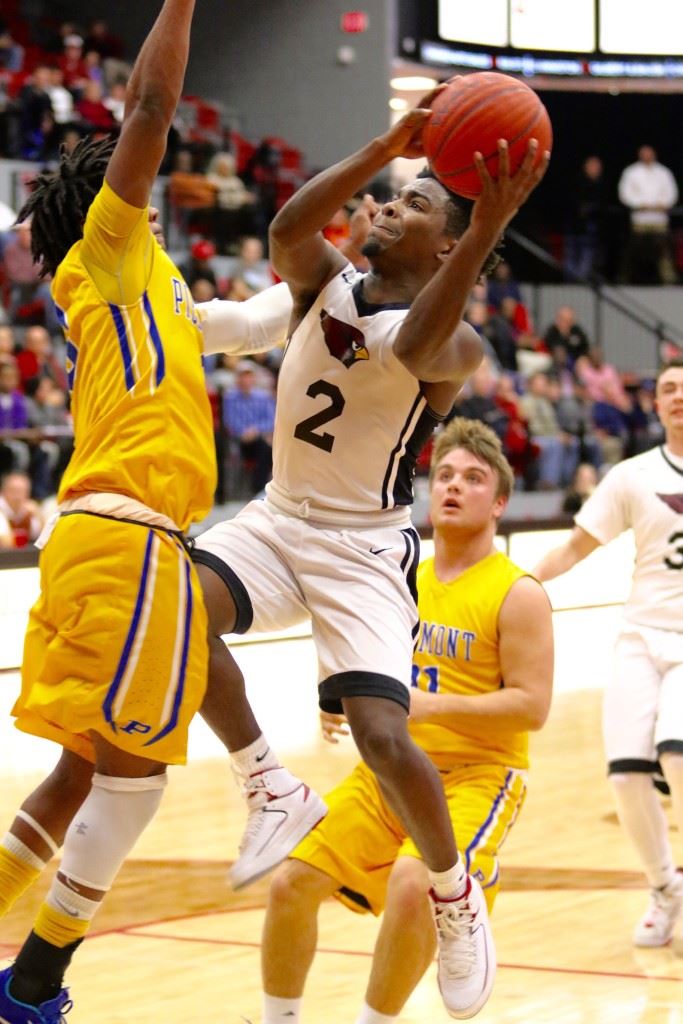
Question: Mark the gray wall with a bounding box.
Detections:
[65,0,394,169]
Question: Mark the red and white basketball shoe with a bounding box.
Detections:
[229,767,327,890]
[430,875,496,1019]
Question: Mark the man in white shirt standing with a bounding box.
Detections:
[534,359,683,947]
[618,145,679,284]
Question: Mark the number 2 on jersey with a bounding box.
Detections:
[411,664,440,693]
[294,380,345,453]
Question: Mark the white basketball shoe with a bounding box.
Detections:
[229,767,327,890]
[430,876,496,1019]
[633,872,683,947]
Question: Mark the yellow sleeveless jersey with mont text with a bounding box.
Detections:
[52,180,216,530]
[410,551,528,770]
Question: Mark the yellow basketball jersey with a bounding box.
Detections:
[410,551,528,770]
[53,180,216,531]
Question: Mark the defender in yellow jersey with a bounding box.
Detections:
[259,419,554,1024]
[0,4,225,1018]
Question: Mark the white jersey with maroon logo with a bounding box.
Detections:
[575,445,683,631]
[266,264,443,524]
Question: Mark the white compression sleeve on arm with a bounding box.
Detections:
[196,282,293,356]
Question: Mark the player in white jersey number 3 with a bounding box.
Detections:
[535,360,683,948]
[192,99,549,1017]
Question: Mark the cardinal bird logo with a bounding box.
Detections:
[320,310,369,368]
[657,493,683,513]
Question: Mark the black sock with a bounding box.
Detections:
[10,932,81,1007]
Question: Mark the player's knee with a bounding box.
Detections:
[353,724,406,774]
[610,771,650,795]
[48,750,94,799]
[387,862,430,918]
[267,859,329,911]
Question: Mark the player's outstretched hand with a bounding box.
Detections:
[471,138,550,234]
[379,107,433,160]
[320,711,350,744]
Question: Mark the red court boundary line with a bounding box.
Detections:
[116,928,683,984]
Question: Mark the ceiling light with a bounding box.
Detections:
[389,75,438,90]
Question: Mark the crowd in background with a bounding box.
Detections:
[0,9,675,549]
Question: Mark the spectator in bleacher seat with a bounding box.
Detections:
[227,235,274,300]
[547,343,578,397]
[224,359,276,495]
[627,380,665,456]
[24,376,73,496]
[168,148,216,236]
[17,65,55,160]
[243,138,282,244]
[618,145,679,285]
[57,34,89,93]
[486,259,523,311]
[543,305,590,366]
[575,345,631,411]
[0,28,24,72]
[451,359,508,442]
[15,326,68,393]
[0,470,43,547]
[0,359,30,476]
[46,67,76,132]
[548,376,603,471]
[494,373,539,490]
[561,462,599,516]
[564,155,608,282]
[0,327,15,358]
[464,300,502,370]
[102,79,127,125]
[84,19,125,62]
[519,371,579,489]
[180,238,218,290]
[484,296,520,372]
[76,80,116,132]
[190,277,218,305]
[3,222,60,335]
[206,152,256,254]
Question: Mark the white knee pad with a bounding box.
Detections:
[59,772,167,892]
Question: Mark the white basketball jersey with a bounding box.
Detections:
[576,445,683,630]
[266,265,443,523]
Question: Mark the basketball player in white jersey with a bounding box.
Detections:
[534,359,683,947]
[191,104,549,1016]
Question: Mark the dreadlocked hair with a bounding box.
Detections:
[17,135,116,278]
[417,167,504,280]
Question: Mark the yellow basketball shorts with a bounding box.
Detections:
[14,513,208,765]
[292,760,527,915]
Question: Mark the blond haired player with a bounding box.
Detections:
[258,418,554,1024]
[535,359,683,947]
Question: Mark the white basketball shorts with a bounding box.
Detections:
[604,622,683,774]
[192,499,420,713]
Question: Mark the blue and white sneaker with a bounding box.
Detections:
[0,967,72,1024]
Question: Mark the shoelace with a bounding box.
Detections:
[434,899,478,978]
[232,767,272,855]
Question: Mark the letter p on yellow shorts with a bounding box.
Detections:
[13,514,208,765]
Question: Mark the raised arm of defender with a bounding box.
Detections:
[106,0,195,207]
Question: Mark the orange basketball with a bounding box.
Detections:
[422,72,552,199]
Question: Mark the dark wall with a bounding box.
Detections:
[64,0,394,168]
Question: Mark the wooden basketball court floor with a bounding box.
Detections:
[1,539,682,1022]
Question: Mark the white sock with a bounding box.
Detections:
[262,993,302,1024]
[231,733,280,775]
[2,832,49,871]
[429,857,467,900]
[355,1000,398,1024]
[610,773,676,889]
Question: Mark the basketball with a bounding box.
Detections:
[422,72,552,199]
